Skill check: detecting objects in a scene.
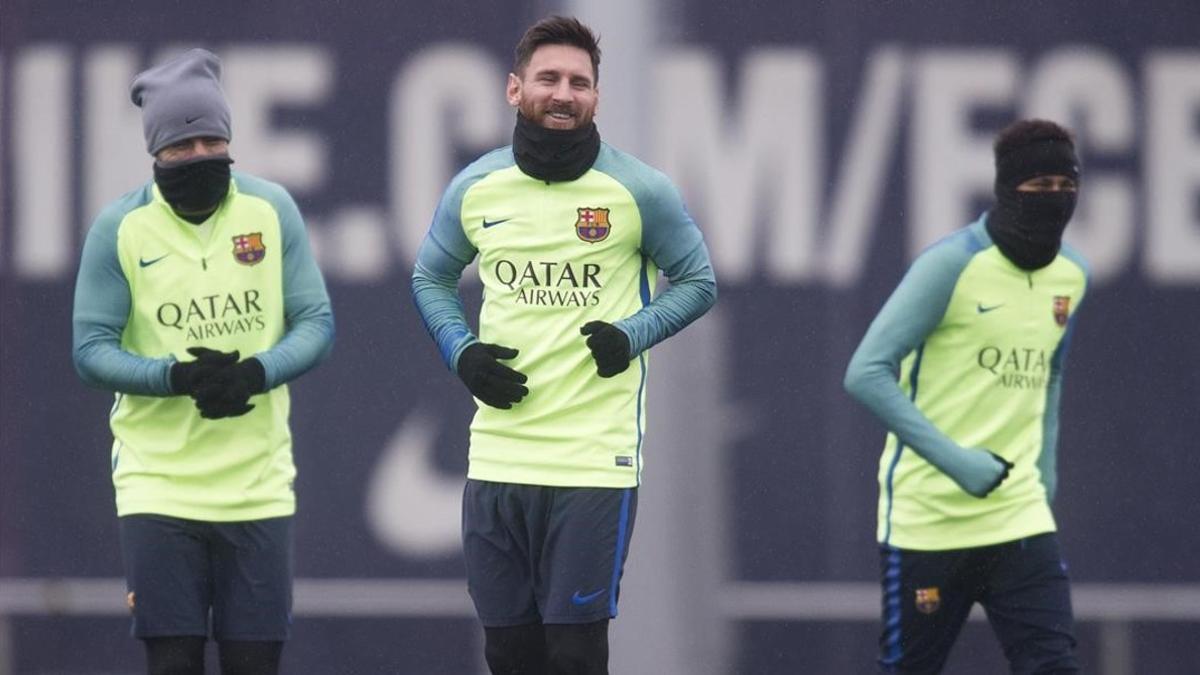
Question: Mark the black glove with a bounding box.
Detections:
[169,347,240,395]
[456,343,529,409]
[192,358,266,420]
[580,321,631,378]
[982,451,1015,498]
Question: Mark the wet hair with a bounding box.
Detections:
[514,16,601,83]
[994,119,1075,159]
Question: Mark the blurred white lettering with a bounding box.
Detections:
[14,46,72,278]
[391,45,506,266]
[84,46,147,224]
[909,50,1018,256]
[2,43,1198,287]
[223,46,332,192]
[1026,48,1135,282]
[823,47,907,287]
[1146,52,1200,282]
[653,49,822,282]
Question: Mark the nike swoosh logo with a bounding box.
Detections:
[138,254,170,268]
[185,116,202,124]
[482,218,511,229]
[977,303,1004,314]
[571,588,606,605]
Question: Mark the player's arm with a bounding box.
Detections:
[412,181,527,409]
[411,182,479,373]
[1038,261,1088,502]
[72,207,175,396]
[604,178,717,351]
[843,238,1010,498]
[581,178,715,378]
[251,188,334,390]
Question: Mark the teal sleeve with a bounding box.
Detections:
[1039,343,1065,503]
[843,230,983,470]
[411,173,480,372]
[610,169,717,356]
[239,177,335,389]
[72,188,175,396]
[1038,249,1089,502]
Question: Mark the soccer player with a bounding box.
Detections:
[411,16,716,675]
[72,49,334,675]
[844,119,1087,674]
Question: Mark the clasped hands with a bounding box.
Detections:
[170,347,266,419]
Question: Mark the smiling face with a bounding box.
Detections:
[507,44,598,130]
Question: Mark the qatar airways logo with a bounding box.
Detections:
[493,259,602,307]
[977,346,1050,390]
[156,289,267,340]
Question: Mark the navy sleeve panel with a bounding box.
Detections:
[1038,243,1091,502]
[412,149,511,371]
[236,173,335,389]
[72,185,176,396]
[843,225,986,462]
[594,145,718,356]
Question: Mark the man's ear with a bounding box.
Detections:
[506,73,521,108]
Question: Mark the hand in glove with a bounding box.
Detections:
[457,343,529,409]
[945,448,1014,498]
[580,321,631,378]
[192,358,266,420]
[169,347,240,395]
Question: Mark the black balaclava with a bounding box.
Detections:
[512,112,600,183]
[154,155,233,224]
[986,138,1080,270]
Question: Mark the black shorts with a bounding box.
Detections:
[462,479,637,626]
[879,532,1078,674]
[119,514,293,641]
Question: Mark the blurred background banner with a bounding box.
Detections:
[1,1,1198,673]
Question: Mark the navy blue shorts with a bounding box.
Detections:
[119,514,293,641]
[462,480,637,627]
[878,532,1078,674]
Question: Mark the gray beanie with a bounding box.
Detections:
[130,48,232,156]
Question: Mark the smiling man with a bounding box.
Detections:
[411,16,716,675]
[71,48,333,675]
[844,119,1087,674]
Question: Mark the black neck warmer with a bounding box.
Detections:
[512,113,600,183]
[154,156,233,224]
[986,139,1079,270]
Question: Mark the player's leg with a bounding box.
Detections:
[878,545,978,674]
[143,637,206,675]
[544,620,609,675]
[463,480,546,673]
[980,533,1078,674]
[216,640,284,675]
[208,516,293,675]
[539,486,637,675]
[483,623,548,675]
[119,515,212,675]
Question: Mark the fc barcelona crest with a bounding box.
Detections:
[1052,295,1071,328]
[915,587,941,614]
[232,232,266,266]
[576,207,611,243]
